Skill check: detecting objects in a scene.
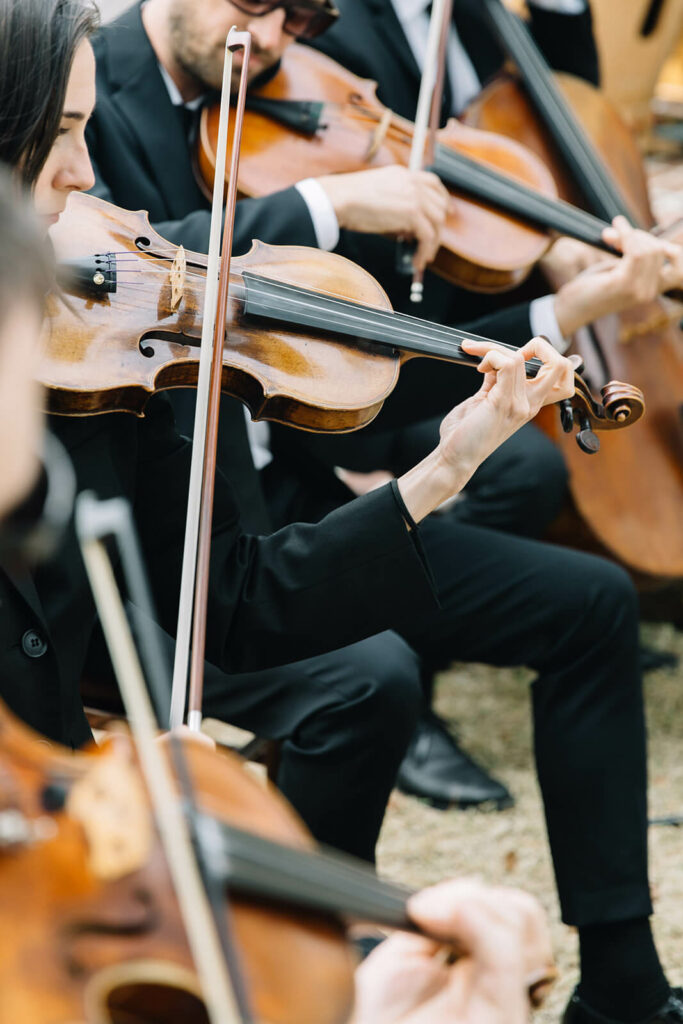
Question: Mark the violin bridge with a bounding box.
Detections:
[170,245,187,311]
[366,107,392,162]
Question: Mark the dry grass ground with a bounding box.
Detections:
[377,622,683,1022]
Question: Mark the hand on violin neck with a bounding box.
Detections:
[396,338,575,526]
[315,166,449,271]
[350,878,554,1024]
[553,215,681,335]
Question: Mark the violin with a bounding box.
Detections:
[46,193,644,452]
[0,700,556,1022]
[194,44,620,294]
[462,0,683,582]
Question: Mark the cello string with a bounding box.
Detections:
[484,0,628,220]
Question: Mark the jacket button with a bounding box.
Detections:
[21,629,48,658]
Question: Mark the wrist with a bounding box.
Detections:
[396,448,476,526]
[315,174,350,226]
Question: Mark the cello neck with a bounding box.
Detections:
[481,0,637,224]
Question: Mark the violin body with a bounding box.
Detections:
[463,73,683,580]
[0,702,355,1024]
[197,43,559,293]
[46,193,400,432]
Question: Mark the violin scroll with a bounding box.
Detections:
[561,374,645,454]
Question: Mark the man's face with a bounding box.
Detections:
[168,0,293,91]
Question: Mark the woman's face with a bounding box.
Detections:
[33,38,97,227]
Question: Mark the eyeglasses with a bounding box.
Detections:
[228,0,339,39]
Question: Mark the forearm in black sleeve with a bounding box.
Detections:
[136,397,438,673]
[147,189,321,255]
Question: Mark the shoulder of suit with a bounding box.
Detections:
[92,2,152,89]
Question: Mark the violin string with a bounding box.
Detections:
[240,273,545,374]
[79,257,547,375]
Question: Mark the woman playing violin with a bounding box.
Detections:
[0,160,557,1024]
[0,0,581,871]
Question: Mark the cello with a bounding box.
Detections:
[462,0,683,582]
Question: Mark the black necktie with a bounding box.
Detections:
[176,102,200,145]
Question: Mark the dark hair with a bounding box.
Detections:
[0,0,99,187]
[0,162,53,309]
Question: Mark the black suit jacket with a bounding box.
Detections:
[87,2,318,256]
[308,0,599,124]
[0,399,437,747]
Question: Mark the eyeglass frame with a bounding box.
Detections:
[227,0,340,39]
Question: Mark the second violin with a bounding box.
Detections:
[195,44,618,293]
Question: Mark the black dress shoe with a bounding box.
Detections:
[563,988,683,1023]
[396,711,514,810]
[639,644,679,674]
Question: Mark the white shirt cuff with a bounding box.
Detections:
[529,294,570,353]
[295,178,340,252]
[528,0,586,12]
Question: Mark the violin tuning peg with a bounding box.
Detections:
[559,399,574,434]
[576,416,600,455]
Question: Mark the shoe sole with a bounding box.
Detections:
[398,790,515,812]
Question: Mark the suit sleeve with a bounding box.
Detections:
[528,3,600,85]
[135,396,438,672]
[85,127,319,255]
[145,191,320,255]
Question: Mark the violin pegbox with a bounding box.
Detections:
[561,374,646,454]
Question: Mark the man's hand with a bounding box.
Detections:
[395,336,576,526]
[553,216,683,335]
[350,878,555,1024]
[316,166,449,271]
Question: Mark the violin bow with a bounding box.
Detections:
[403,0,453,303]
[76,493,252,1024]
[170,28,252,733]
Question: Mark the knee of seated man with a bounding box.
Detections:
[517,429,569,509]
[347,633,423,743]
[582,557,640,643]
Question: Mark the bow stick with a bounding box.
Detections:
[76,493,251,1024]
[170,27,252,732]
[403,0,454,302]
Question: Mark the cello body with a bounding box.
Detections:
[464,73,683,581]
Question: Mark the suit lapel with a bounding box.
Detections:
[104,3,205,220]
[1,561,48,627]
[365,0,423,97]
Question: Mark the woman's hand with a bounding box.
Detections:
[350,878,555,1024]
[396,336,576,525]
